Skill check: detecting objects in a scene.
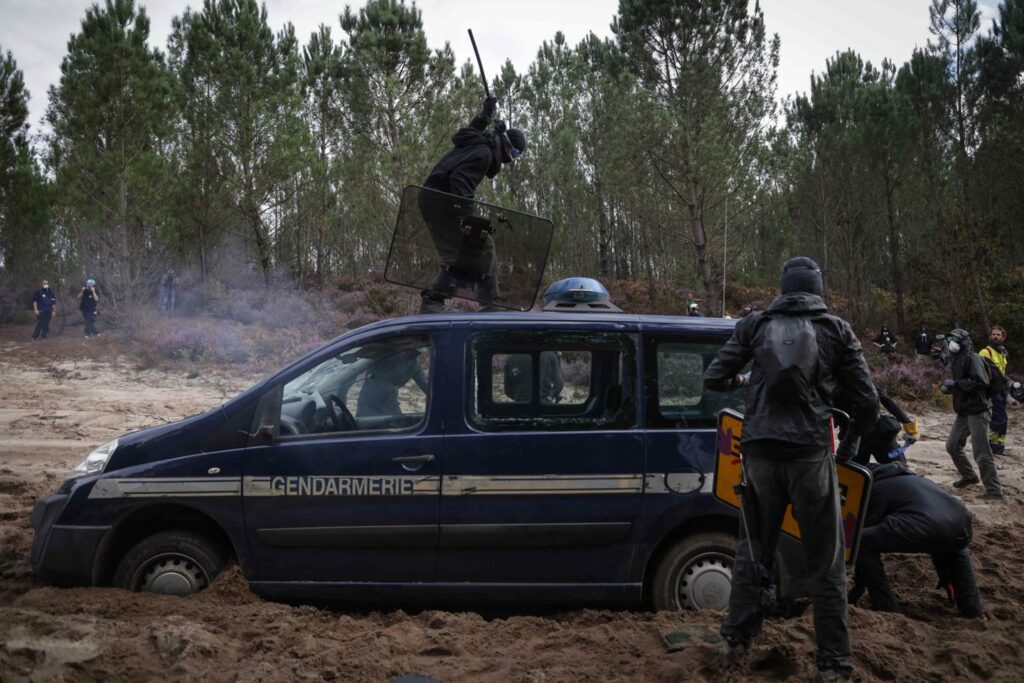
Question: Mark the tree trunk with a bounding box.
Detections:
[883,172,906,334]
[687,178,720,315]
[595,181,610,277]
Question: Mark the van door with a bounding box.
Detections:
[436,329,644,598]
[242,333,443,585]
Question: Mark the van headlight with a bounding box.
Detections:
[69,439,118,479]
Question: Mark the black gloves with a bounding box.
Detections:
[941,379,955,395]
[482,96,497,120]
[836,435,860,462]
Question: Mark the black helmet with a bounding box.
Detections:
[948,328,971,343]
[505,128,526,154]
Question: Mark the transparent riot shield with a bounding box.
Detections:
[385,185,554,311]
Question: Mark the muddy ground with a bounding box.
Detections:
[2,324,1023,682]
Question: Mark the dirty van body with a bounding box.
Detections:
[31,312,811,610]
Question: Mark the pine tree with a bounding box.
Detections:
[45,0,175,314]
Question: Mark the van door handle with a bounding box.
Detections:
[392,454,435,464]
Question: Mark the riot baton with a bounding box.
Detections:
[467,29,491,99]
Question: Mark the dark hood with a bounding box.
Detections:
[872,461,911,482]
[766,292,829,315]
[451,126,501,179]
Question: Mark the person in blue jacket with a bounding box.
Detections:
[31,278,58,340]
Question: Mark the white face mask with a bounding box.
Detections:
[948,340,961,354]
[42,284,49,289]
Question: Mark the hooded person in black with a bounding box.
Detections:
[704,256,878,681]
[914,325,933,356]
[850,462,982,617]
[941,329,1003,498]
[419,97,527,314]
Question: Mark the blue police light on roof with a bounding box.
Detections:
[543,277,609,304]
[541,278,621,312]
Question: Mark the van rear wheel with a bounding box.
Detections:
[652,532,735,611]
[113,531,226,596]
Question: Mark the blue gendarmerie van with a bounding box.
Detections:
[31,305,813,610]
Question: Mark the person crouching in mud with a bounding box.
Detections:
[419,96,527,314]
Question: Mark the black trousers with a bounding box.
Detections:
[81,308,98,336]
[989,392,1007,453]
[418,190,497,310]
[721,453,851,674]
[32,309,53,338]
[855,526,981,616]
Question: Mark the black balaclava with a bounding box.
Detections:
[500,128,527,163]
[780,256,823,296]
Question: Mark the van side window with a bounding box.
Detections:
[646,337,745,429]
[278,335,431,437]
[469,332,634,431]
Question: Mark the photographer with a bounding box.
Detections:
[78,278,99,337]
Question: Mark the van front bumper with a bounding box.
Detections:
[30,493,109,586]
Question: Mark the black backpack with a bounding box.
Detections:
[979,354,1008,398]
[756,313,821,405]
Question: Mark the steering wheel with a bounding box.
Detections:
[325,393,358,432]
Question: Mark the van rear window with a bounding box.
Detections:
[468,332,635,431]
[646,337,746,429]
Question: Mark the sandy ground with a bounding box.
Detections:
[2,324,1024,681]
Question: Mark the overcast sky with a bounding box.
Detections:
[0,0,1003,135]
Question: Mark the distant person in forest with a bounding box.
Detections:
[686,302,703,317]
[78,278,99,337]
[874,325,898,354]
[941,328,1003,499]
[980,326,1012,455]
[31,278,58,340]
[419,96,527,314]
[159,269,177,315]
[849,462,982,618]
[915,325,933,356]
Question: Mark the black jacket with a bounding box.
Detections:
[704,292,878,451]
[423,115,501,199]
[864,463,972,548]
[915,330,933,355]
[950,341,991,415]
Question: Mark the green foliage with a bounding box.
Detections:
[44,0,175,316]
[0,0,1021,345]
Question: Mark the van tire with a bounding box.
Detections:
[113,530,227,596]
[651,532,736,612]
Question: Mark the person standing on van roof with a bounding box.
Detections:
[419,96,527,314]
[704,256,878,682]
[31,278,58,340]
[849,462,982,617]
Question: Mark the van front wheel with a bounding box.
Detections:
[113,531,227,596]
[651,532,735,612]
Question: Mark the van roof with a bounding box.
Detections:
[347,311,738,336]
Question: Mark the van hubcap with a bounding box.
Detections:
[137,554,209,596]
[676,553,732,610]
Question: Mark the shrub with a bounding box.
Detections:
[152,324,250,364]
[872,360,947,405]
